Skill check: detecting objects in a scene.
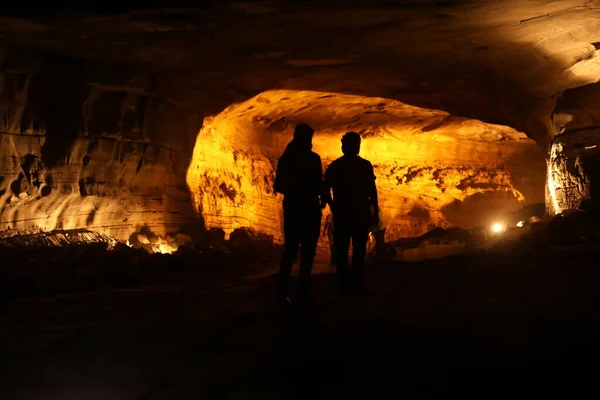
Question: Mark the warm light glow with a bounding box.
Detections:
[546,141,562,215]
[185,89,540,242]
[156,242,177,254]
[125,236,177,254]
[516,220,524,227]
[0,136,185,243]
[491,223,505,233]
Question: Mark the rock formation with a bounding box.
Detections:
[0,47,203,240]
[547,82,600,214]
[2,0,600,242]
[2,1,600,143]
[186,90,545,241]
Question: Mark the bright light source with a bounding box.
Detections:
[585,145,597,150]
[516,220,524,227]
[491,223,505,233]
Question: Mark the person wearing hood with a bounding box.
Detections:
[274,123,326,305]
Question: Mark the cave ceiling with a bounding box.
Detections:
[2,0,600,145]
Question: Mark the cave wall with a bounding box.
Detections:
[547,82,600,214]
[186,90,546,242]
[0,45,203,240]
[0,44,548,243]
[3,1,600,238]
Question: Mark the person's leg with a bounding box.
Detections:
[334,223,351,292]
[351,227,370,293]
[297,213,321,301]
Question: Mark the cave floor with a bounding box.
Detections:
[2,250,600,399]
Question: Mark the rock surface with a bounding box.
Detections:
[2,1,600,145]
[3,0,600,239]
[547,82,600,214]
[0,47,203,240]
[187,90,545,241]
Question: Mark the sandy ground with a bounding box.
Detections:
[2,250,600,399]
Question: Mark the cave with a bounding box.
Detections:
[186,89,544,241]
[2,1,600,398]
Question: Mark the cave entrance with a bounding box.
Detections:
[186,90,546,243]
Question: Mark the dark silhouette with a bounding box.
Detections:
[324,132,379,293]
[274,123,325,305]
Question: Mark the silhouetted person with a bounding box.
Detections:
[274,123,325,305]
[324,132,379,294]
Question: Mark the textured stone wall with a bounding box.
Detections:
[0,47,547,243]
[186,90,546,242]
[547,82,600,214]
[0,46,203,240]
[546,134,600,214]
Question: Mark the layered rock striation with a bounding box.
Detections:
[2,1,600,238]
[0,47,203,240]
[2,1,600,146]
[547,82,600,214]
[186,90,545,241]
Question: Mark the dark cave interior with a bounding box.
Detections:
[2,1,600,398]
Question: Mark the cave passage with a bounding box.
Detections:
[186,90,546,243]
[3,3,600,397]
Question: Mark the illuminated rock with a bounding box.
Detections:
[547,82,600,214]
[0,49,203,240]
[12,0,599,241]
[186,90,545,241]
[0,48,546,244]
[2,1,600,146]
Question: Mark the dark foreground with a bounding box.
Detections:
[2,249,600,399]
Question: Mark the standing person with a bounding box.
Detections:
[324,132,379,294]
[274,123,325,305]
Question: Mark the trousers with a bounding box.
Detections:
[278,205,321,300]
[334,218,370,291]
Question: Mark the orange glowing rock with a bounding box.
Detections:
[186,90,545,242]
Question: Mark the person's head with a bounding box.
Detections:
[292,123,315,152]
[293,123,315,142]
[341,131,361,156]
